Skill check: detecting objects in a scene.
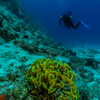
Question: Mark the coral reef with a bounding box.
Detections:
[0,0,100,99]
[0,0,25,19]
[26,58,79,100]
[0,3,77,59]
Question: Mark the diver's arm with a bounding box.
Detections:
[59,18,62,26]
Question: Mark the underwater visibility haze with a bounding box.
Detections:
[20,0,100,46]
[1,0,100,99]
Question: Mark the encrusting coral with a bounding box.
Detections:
[26,58,80,100]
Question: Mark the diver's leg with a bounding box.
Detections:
[67,25,70,29]
[70,21,80,29]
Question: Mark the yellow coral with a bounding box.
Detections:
[26,58,80,100]
[61,75,66,81]
[56,83,61,88]
[49,73,55,78]
[56,72,62,77]
[49,79,55,85]
[66,78,75,85]
[49,65,55,70]
[60,81,65,88]
[72,73,76,81]
[43,83,47,90]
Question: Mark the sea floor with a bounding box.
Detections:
[0,42,100,100]
[0,1,100,99]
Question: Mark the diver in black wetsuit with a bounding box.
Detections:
[59,11,81,29]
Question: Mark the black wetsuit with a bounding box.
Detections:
[59,14,80,29]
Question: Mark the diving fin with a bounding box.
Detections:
[80,21,89,29]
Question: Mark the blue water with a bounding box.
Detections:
[19,0,100,46]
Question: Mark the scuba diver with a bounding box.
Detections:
[59,11,81,29]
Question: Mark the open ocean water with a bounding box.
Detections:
[0,0,100,100]
[20,0,100,46]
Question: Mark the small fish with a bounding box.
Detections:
[0,94,6,100]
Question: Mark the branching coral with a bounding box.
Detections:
[26,58,80,100]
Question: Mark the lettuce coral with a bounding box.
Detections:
[26,58,80,100]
